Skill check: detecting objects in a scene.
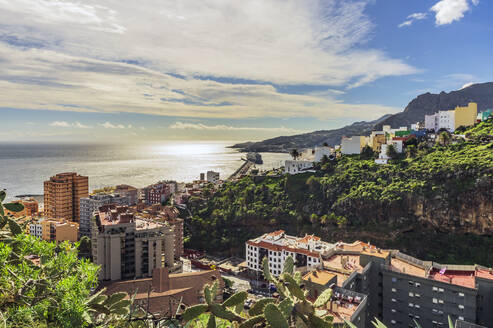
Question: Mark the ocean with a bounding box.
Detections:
[0,141,290,202]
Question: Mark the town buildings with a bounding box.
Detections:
[92,204,175,281]
[206,170,220,183]
[44,172,88,222]
[29,218,79,242]
[341,136,367,155]
[142,181,177,205]
[245,231,493,328]
[79,193,130,239]
[104,267,224,317]
[5,197,38,217]
[114,184,138,205]
[284,160,314,175]
[425,103,478,132]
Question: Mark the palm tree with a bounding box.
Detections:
[289,148,300,160]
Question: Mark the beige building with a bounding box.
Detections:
[92,204,175,281]
[44,172,88,222]
[29,218,79,242]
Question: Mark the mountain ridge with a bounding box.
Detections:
[232,82,493,152]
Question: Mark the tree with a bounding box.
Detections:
[405,145,417,158]
[289,149,300,160]
[0,189,132,328]
[360,145,375,160]
[437,131,451,146]
[386,144,398,159]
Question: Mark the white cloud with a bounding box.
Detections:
[460,82,476,89]
[398,12,427,28]
[0,0,416,87]
[99,121,126,129]
[430,0,470,25]
[169,122,302,134]
[471,0,479,6]
[50,120,92,128]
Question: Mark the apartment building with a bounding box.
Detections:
[92,204,175,281]
[245,232,493,328]
[142,181,177,205]
[44,172,88,222]
[206,171,220,183]
[79,193,130,238]
[29,218,79,242]
[114,184,138,205]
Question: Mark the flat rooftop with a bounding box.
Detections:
[303,270,336,285]
[391,258,427,278]
[324,254,363,273]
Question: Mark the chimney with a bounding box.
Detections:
[152,267,170,292]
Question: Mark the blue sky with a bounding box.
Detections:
[0,0,491,142]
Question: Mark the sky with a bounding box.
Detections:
[0,0,492,142]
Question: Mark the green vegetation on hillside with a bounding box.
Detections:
[186,122,493,265]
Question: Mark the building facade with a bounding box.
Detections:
[29,218,79,242]
[341,136,366,155]
[79,193,130,239]
[44,172,88,222]
[424,102,478,132]
[206,171,220,183]
[114,184,138,205]
[92,204,175,281]
[246,231,493,328]
[284,160,314,175]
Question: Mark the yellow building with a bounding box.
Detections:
[370,133,387,151]
[454,102,478,129]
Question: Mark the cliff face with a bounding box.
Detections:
[232,82,493,152]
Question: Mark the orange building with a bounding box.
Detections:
[44,172,88,222]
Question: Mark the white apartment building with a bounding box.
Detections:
[375,144,390,165]
[425,110,455,132]
[341,136,366,155]
[314,146,333,162]
[245,230,334,277]
[284,160,314,175]
[29,221,43,238]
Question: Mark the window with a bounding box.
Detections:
[409,292,414,297]
[392,288,397,293]
[415,304,420,309]
[438,288,444,292]
[433,298,438,304]
[415,293,420,298]
[392,277,397,283]
[391,298,397,303]
[408,303,413,307]
[458,316,464,321]
[438,299,444,304]
[391,309,396,313]
[391,320,396,324]
[458,304,464,310]
[415,282,421,287]
[459,292,465,297]
[433,287,438,291]
[409,281,414,285]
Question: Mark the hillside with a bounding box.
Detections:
[187,121,493,266]
[232,82,493,152]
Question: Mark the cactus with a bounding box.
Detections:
[181,256,340,327]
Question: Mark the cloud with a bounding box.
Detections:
[430,0,471,25]
[460,82,476,89]
[99,121,126,129]
[0,1,416,89]
[50,120,92,128]
[169,122,302,134]
[398,12,427,28]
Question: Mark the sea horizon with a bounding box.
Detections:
[0,141,290,202]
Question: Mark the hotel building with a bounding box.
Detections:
[44,172,88,222]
